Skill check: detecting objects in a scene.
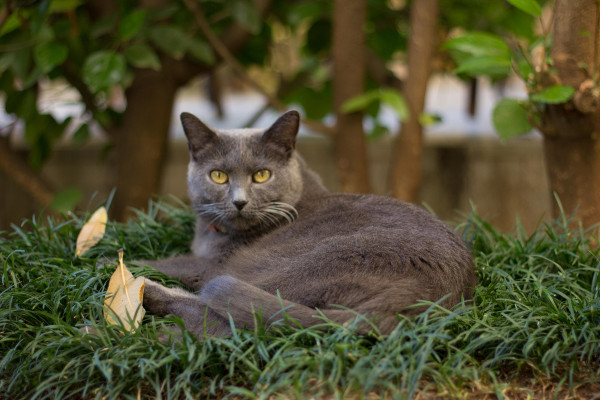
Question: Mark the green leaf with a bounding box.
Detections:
[22,67,44,90]
[149,25,188,59]
[283,84,332,120]
[379,89,408,120]
[367,28,406,60]
[119,10,146,41]
[367,123,388,141]
[51,188,83,213]
[492,98,533,139]
[286,2,324,26]
[11,48,33,80]
[530,85,575,104]
[48,0,82,13]
[91,14,118,38]
[5,89,37,120]
[515,57,534,81]
[83,51,127,93]
[0,12,24,36]
[227,0,262,34]
[72,124,90,146]
[306,19,331,55]
[34,42,68,73]
[124,44,161,70]
[454,55,511,78]
[419,113,443,127]
[0,52,14,72]
[506,0,542,17]
[185,37,215,65]
[443,32,511,59]
[24,114,64,168]
[342,89,407,120]
[341,91,380,113]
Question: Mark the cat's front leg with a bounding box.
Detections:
[143,279,231,337]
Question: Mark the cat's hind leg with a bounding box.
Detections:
[199,275,373,333]
[143,279,231,338]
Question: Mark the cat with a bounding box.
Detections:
[140,110,477,338]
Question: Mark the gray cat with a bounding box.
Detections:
[141,110,477,337]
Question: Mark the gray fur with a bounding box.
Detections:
[141,110,477,337]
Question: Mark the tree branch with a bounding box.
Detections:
[182,0,335,136]
[0,135,55,206]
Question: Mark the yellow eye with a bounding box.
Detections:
[252,169,271,183]
[210,170,228,184]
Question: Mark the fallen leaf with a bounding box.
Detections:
[103,249,146,332]
[75,206,107,257]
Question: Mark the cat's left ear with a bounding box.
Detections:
[261,110,300,157]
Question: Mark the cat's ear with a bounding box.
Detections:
[180,112,218,160]
[261,110,300,157]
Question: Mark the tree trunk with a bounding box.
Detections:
[388,0,439,202]
[541,0,600,228]
[332,0,370,193]
[112,68,178,220]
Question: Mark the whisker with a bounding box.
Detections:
[260,201,298,227]
[194,202,229,226]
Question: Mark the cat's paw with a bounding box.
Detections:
[143,279,175,316]
[143,279,200,316]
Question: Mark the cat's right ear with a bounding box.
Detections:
[261,110,300,158]
[180,112,218,160]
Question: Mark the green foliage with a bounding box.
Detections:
[444,32,512,60]
[82,51,128,93]
[0,0,554,179]
[118,10,147,41]
[33,41,69,73]
[342,89,408,120]
[123,44,161,71]
[441,0,580,140]
[492,84,575,140]
[0,0,244,175]
[272,0,409,127]
[148,25,190,60]
[227,0,262,35]
[530,85,575,104]
[506,0,542,17]
[0,199,599,398]
[492,98,533,139]
[443,32,513,79]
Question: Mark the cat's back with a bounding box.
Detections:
[229,193,474,281]
[267,193,467,254]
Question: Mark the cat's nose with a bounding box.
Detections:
[233,200,248,210]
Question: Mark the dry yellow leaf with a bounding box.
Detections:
[103,249,146,332]
[75,206,107,257]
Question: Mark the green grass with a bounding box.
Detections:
[1,199,599,399]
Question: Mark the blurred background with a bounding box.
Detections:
[1,0,598,232]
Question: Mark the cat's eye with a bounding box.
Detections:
[252,169,271,183]
[210,170,228,184]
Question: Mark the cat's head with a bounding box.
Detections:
[181,111,303,232]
